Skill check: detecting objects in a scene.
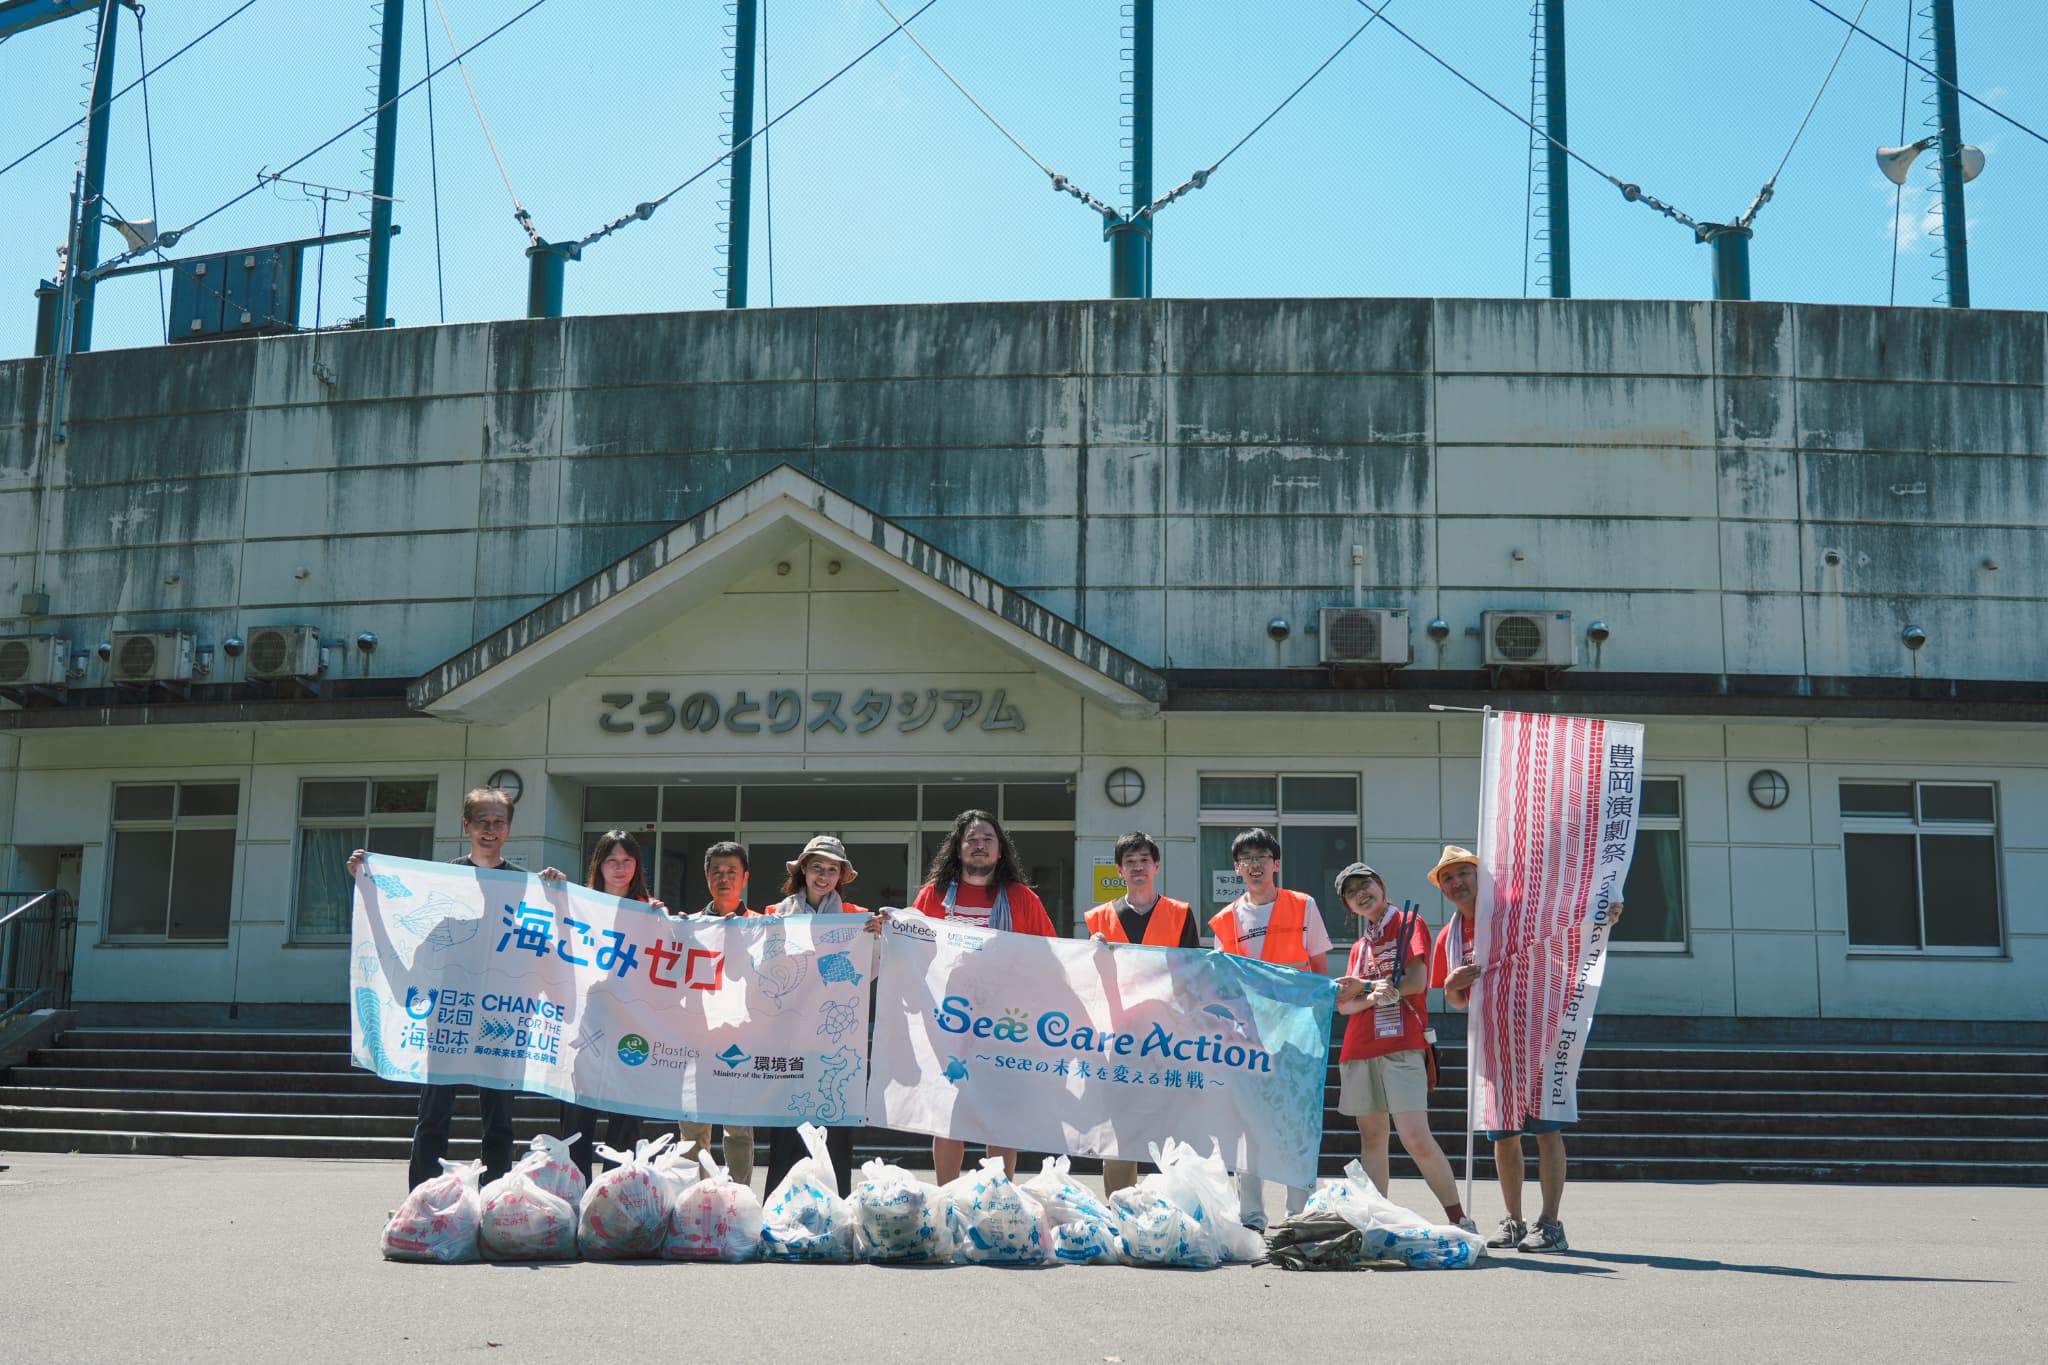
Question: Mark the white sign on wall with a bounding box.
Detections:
[1211,870,1245,906]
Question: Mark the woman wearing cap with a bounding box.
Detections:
[1332,862,1473,1232]
[759,836,869,1195]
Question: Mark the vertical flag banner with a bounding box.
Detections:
[869,915,1336,1188]
[1470,711,1643,1133]
[350,854,872,1126]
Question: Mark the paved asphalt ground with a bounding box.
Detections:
[3,1152,2040,1364]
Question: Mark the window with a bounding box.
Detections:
[1840,781,2001,953]
[1612,778,1686,950]
[108,782,241,941]
[1198,774,1359,946]
[293,779,437,939]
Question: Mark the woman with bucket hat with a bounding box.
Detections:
[759,835,870,1194]
[1331,860,1472,1232]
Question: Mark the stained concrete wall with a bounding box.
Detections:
[4,297,2045,683]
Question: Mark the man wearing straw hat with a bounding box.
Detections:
[1429,842,1619,1254]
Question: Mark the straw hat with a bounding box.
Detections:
[787,834,858,885]
[1425,844,1477,889]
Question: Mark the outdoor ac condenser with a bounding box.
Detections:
[0,634,68,687]
[109,629,195,683]
[1318,608,1411,666]
[245,625,322,679]
[1482,610,1575,668]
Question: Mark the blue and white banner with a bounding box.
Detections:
[868,915,1337,1188]
[350,855,872,1126]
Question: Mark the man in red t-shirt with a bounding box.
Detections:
[912,808,1055,1182]
[1331,862,1469,1230]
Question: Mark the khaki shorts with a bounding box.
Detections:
[1337,1050,1429,1117]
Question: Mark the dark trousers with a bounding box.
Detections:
[409,1083,516,1192]
[762,1124,857,1198]
[561,1104,646,1183]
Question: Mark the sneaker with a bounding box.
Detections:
[1517,1218,1569,1253]
[1456,1216,1478,1234]
[1485,1217,1527,1249]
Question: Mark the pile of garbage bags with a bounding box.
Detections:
[384,1130,1468,1269]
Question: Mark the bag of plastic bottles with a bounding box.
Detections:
[478,1166,578,1261]
[512,1131,586,1206]
[380,1158,484,1263]
[759,1123,857,1263]
[578,1133,679,1260]
[1302,1160,1485,1269]
[1020,1155,1117,1266]
[662,1150,762,1262]
[941,1157,1050,1265]
[849,1158,953,1263]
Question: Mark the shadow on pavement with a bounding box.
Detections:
[1567,1250,2006,1284]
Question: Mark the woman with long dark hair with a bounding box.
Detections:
[560,829,662,1181]
[910,809,1055,1183]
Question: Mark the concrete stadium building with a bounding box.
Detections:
[3,296,2042,1027]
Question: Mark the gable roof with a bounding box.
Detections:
[409,463,1166,723]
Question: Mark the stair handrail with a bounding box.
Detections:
[0,887,78,1023]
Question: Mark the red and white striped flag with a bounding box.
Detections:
[1468,711,1642,1134]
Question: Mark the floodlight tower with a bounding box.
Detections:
[1106,0,1152,299]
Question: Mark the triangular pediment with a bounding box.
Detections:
[409,464,1165,722]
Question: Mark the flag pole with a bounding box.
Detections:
[1435,703,1494,1216]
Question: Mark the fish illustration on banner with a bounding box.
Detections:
[350,854,873,1126]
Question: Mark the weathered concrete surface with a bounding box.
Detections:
[3,297,2044,680]
[3,1152,2041,1364]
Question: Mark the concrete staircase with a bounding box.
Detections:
[3,1027,2044,1183]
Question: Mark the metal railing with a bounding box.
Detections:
[0,888,77,1024]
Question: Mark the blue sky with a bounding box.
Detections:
[2,0,2043,358]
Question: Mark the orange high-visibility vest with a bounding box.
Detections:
[1209,889,1310,965]
[1086,896,1191,946]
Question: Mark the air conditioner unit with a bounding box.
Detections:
[0,634,68,688]
[245,625,322,679]
[1319,608,1410,666]
[1483,610,1575,668]
[109,629,195,683]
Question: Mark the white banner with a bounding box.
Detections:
[1471,711,1642,1132]
[350,854,872,1126]
[868,915,1336,1188]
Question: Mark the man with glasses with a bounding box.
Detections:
[349,786,564,1193]
[1208,827,1329,1229]
[912,809,1055,1182]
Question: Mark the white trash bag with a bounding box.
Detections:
[759,1122,857,1262]
[1154,1138,1264,1263]
[1021,1156,1117,1266]
[380,1158,484,1263]
[942,1157,1051,1265]
[512,1131,587,1206]
[478,1166,578,1261]
[579,1132,680,1260]
[1109,1181,1217,1268]
[849,1158,953,1264]
[1302,1160,1486,1270]
[662,1150,762,1262]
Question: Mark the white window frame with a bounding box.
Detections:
[1610,776,1688,954]
[1840,779,2003,956]
[105,781,241,942]
[291,778,439,941]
